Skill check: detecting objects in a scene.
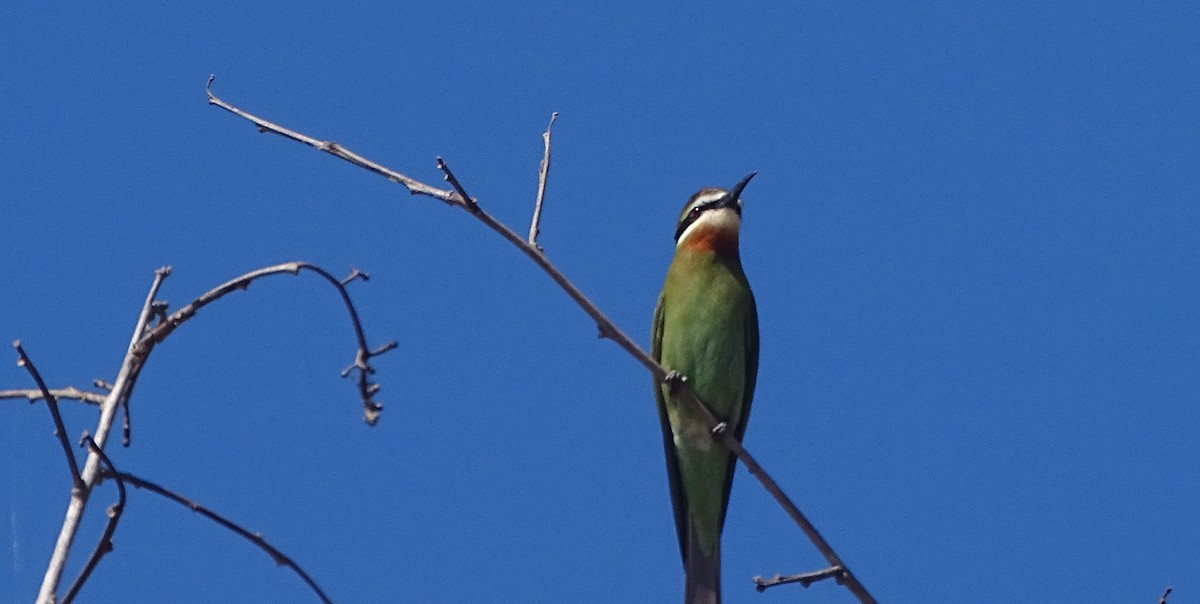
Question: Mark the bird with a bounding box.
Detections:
[652,173,759,604]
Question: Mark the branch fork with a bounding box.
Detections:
[17,258,390,602]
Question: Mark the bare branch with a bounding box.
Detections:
[13,341,84,490]
[528,112,558,248]
[208,81,876,604]
[139,262,393,424]
[106,469,333,604]
[207,75,454,205]
[62,435,127,604]
[1159,587,1173,604]
[37,266,168,603]
[754,566,845,592]
[36,260,389,601]
[0,387,105,406]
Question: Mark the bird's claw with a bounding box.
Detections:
[664,370,686,394]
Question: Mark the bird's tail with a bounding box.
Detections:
[683,519,721,604]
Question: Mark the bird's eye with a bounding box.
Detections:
[689,207,702,219]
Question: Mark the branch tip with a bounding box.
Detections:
[341,268,370,285]
[436,157,478,210]
[14,342,84,489]
[753,566,846,592]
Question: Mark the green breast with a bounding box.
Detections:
[659,248,754,427]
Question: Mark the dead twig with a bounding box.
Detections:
[14,341,84,490]
[62,435,127,604]
[140,262,395,425]
[528,112,557,248]
[754,566,845,591]
[104,469,333,604]
[36,266,168,603]
[0,387,106,406]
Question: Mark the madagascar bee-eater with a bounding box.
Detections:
[652,173,759,604]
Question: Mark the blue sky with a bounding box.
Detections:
[3,2,1197,602]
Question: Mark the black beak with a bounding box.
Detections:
[719,171,757,211]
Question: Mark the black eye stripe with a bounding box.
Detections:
[674,199,734,241]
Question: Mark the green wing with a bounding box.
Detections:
[652,292,689,564]
[719,290,758,526]
[654,286,760,561]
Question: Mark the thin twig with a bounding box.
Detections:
[37,266,169,604]
[435,157,478,211]
[207,78,876,604]
[1159,587,1173,604]
[62,435,127,604]
[0,387,106,406]
[528,112,557,248]
[207,75,454,204]
[139,262,394,424]
[753,566,844,591]
[14,341,84,490]
[107,470,333,604]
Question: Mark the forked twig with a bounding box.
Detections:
[36,267,168,604]
[34,261,388,602]
[105,470,333,604]
[207,77,876,604]
[62,435,127,604]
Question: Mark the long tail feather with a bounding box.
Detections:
[684,519,721,604]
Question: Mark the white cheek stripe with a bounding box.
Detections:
[675,207,741,248]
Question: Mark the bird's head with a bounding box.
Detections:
[673,172,756,253]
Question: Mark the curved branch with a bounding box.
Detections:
[62,435,127,604]
[105,470,333,604]
[140,262,394,424]
[207,78,876,602]
[13,342,84,490]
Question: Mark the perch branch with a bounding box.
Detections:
[207,77,875,603]
[105,470,333,604]
[14,341,84,490]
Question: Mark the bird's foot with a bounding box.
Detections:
[664,370,687,395]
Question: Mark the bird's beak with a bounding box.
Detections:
[719,171,757,210]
